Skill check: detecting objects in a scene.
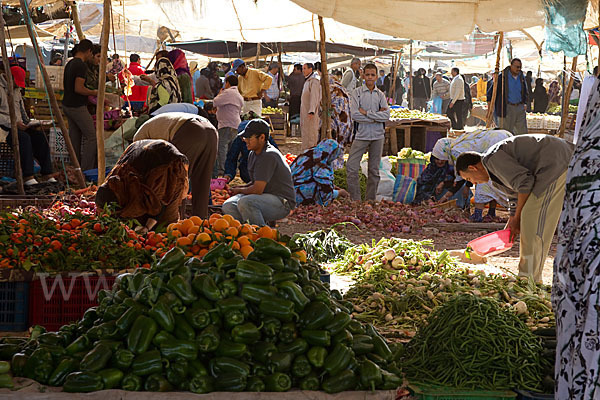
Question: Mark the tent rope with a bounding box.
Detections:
[231,0,246,41]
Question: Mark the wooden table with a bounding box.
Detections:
[385,117,451,155]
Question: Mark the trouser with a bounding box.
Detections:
[222,193,291,226]
[300,113,320,151]
[518,171,567,282]
[441,99,451,114]
[262,98,278,108]
[499,103,528,135]
[1,126,53,178]
[171,119,218,219]
[413,97,427,111]
[63,105,97,171]
[213,127,237,177]
[242,100,262,116]
[289,95,301,117]
[446,100,464,130]
[346,138,384,201]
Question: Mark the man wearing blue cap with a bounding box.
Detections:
[232,59,272,116]
[223,119,295,225]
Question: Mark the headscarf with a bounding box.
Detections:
[147,58,182,112]
[328,76,352,147]
[189,61,198,76]
[167,49,191,76]
[548,80,560,103]
[432,138,453,162]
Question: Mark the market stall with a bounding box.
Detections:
[384,109,450,155]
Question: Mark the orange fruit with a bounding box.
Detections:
[231,241,241,250]
[229,219,242,229]
[292,250,307,263]
[212,218,229,232]
[225,227,239,238]
[171,230,182,238]
[222,214,236,225]
[179,219,195,236]
[198,248,209,258]
[237,236,251,247]
[177,236,192,247]
[197,232,211,245]
[240,245,253,258]
[257,226,275,240]
[189,216,203,226]
[213,232,224,241]
[240,224,254,235]
[188,225,200,235]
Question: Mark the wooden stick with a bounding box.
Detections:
[409,40,413,109]
[389,54,399,103]
[558,56,578,137]
[20,0,86,188]
[318,16,332,140]
[96,0,111,185]
[277,42,283,90]
[486,32,504,128]
[0,13,24,194]
[255,42,261,69]
[71,1,85,40]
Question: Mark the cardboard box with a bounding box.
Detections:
[36,65,64,91]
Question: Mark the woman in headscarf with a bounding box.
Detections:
[412,156,457,205]
[146,58,182,114]
[290,139,348,207]
[95,139,189,233]
[328,76,352,169]
[433,128,512,221]
[548,80,561,105]
[167,49,194,103]
[532,78,549,113]
[553,77,600,399]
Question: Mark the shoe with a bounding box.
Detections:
[24,178,39,186]
[46,177,58,183]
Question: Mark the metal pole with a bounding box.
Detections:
[561,56,566,111]
[486,32,504,128]
[318,16,332,140]
[96,0,111,185]
[0,13,24,194]
[20,0,86,188]
[409,40,413,109]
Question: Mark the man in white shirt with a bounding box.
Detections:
[263,63,280,108]
[341,58,362,91]
[447,67,466,130]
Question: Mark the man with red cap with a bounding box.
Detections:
[0,65,55,185]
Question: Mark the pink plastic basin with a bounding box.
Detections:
[467,229,514,257]
[211,178,228,191]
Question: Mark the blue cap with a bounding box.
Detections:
[232,59,245,71]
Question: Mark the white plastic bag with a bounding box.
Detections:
[360,156,396,201]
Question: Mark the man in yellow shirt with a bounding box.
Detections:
[232,59,272,116]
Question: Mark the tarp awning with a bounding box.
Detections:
[168,39,397,58]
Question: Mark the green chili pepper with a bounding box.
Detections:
[263,372,291,392]
[307,346,327,368]
[323,343,354,376]
[247,376,265,392]
[299,301,334,330]
[347,319,366,334]
[268,352,294,373]
[366,324,393,361]
[192,274,223,301]
[63,371,104,393]
[283,257,301,273]
[292,354,312,378]
[103,303,128,322]
[38,332,65,347]
[80,344,112,372]
[131,350,163,376]
[121,373,143,391]
[98,368,124,390]
[48,357,79,387]
[197,325,220,353]
[302,284,317,300]
[213,373,247,392]
[236,260,274,285]
[185,258,211,274]
[299,372,320,390]
[144,373,172,392]
[87,321,119,341]
[112,349,135,370]
[322,369,356,393]
[93,340,122,352]
[231,322,261,345]
[127,315,158,354]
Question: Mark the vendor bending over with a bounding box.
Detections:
[95,140,189,233]
[455,134,573,282]
[222,119,296,225]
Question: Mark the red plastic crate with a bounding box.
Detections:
[29,274,116,331]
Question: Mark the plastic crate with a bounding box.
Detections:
[410,384,517,400]
[48,127,70,164]
[0,195,55,210]
[29,274,116,331]
[0,142,15,178]
[0,282,29,331]
[513,389,553,400]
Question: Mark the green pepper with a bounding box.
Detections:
[189,375,214,393]
[132,349,163,376]
[323,343,354,376]
[160,339,198,361]
[224,310,245,328]
[156,246,186,273]
[112,349,135,370]
[366,352,387,367]
[236,260,274,285]
[302,285,317,300]
[259,297,297,322]
[347,319,366,335]
[254,238,291,259]
[279,322,297,344]
[366,324,393,361]
[219,279,238,298]
[212,372,246,391]
[0,337,26,346]
[80,343,112,372]
[98,368,124,390]
[115,307,140,335]
[127,315,158,354]
[0,373,13,389]
[264,372,291,392]
[166,274,197,305]
[93,340,123,352]
[292,354,312,378]
[217,296,247,314]
[216,339,248,359]
[209,357,250,378]
[38,344,66,364]
[231,322,261,344]
[381,369,403,390]
[144,373,172,391]
[301,330,331,347]
[63,371,104,393]
[283,257,301,273]
[240,283,277,304]
[103,303,128,322]
[173,314,196,340]
[299,301,334,330]
[322,369,356,393]
[203,243,235,264]
[134,284,159,306]
[299,372,320,390]
[261,256,286,271]
[186,257,212,274]
[360,360,383,391]
[278,338,309,356]
[247,376,265,392]
[278,281,310,311]
[48,357,79,386]
[153,330,176,347]
[197,325,220,353]
[157,292,185,314]
[66,335,91,355]
[334,329,354,346]
[272,272,297,285]
[29,324,46,340]
[325,313,352,336]
[10,353,28,377]
[148,299,176,332]
[97,288,112,303]
[268,352,294,373]
[307,346,327,368]
[262,317,281,338]
[113,289,129,303]
[352,334,374,355]
[188,359,209,378]
[166,360,188,388]
[184,306,211,330]
[38,332,66,347]
[192,274,223,301]
[123,297,149,312]
[121,373,143,391]
[87,321,120,341]
[24,347,53,384]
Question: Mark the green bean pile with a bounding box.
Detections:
[402,295,547,391]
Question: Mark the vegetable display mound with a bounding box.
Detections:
[401,295,547,391]
[290,225,356,263]
[0,234,403,393]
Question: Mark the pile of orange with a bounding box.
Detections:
[165,213,278,259]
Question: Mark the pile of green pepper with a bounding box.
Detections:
[0,238,403,393]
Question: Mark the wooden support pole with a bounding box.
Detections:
[317,16,332,140]
[0,13,24,194]
[409,40,413,109]
[96,0,111,185]
[255,42,261,68]
[390,54,399,103]
[71,1,85,40]
[277,42,283,90]
[486,32,504,128]
[558,56,578,137]
[20,0,86,188]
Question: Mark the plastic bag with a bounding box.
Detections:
[360,156,396,201]
[397,158,427,180]
[393,175,417,204]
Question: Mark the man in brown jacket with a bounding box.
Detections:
[300,63,321,150]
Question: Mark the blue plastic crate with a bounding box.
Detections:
[0,281,29,331]
[319,271,330,284]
